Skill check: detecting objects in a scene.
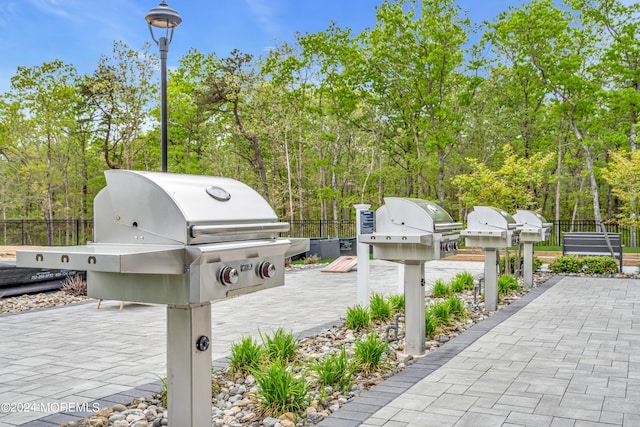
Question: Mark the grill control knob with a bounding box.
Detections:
[219,266,239,286]
[257,261,276,279]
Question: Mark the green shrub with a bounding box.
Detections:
[353,332,388,373]
[498,274,520,296]
[582,256,618,274]
[255,359,309,417]
[446,296,467,319]
[344,305,370,330]
[310,347,352,391]
[454,271,476,291]
[549,255,583,273]
[260,328,299,363]
[229,336,264,375]
[449,276,466,293]
[431,301,452,326]
[386,294,405,314]
[369,293,392,321]
[424,308,439,339]
[431,279,451,298]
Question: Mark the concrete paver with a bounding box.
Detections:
[320,276,640,427]
[0,260,482,426]
[2,260,639,427]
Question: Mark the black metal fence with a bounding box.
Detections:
[0,218,637,248]
[0,220,93,246]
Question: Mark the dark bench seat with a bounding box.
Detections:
[562,232,623,272]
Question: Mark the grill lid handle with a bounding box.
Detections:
[190,222,290,238]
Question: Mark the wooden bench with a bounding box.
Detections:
[562,232,623,272]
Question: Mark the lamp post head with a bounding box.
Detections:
[145,1,182,29]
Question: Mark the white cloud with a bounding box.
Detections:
[0,2,19,27]
[244,0,281,36]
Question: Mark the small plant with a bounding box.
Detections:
[229,336,264,375]
[386,294,405,314]
[61,274,87,296]
[353,332,388,373]
[424,308,439,339]
[310,347,352,391]
[446,296,467,319]
[431,301,452,326]
[261,328,299,363]
[454,271,476,291]
[156,375,168,406]
[498,274,520,296]
[344,305,370,330]
[431,279,451,298]
[369,293,391,321]
[255,359,309,417]
[304,254,320,265]
[449,276,466,293]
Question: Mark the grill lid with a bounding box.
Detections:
[377,197,462,233]
[513,209,551,230]
[94,170,288,245]
[464,206,517,231]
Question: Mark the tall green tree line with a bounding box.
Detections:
[0,0,638,233]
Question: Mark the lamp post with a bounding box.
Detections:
[145,1,182,173]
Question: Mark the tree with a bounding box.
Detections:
[602,150,640,227]
[81,41,155,170]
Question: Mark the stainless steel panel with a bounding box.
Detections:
[17,245,185,274]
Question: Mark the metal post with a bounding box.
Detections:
[167,303,212,427]
[404,261,426,356]
[523,242,534,288]
[354,204,371,307]
[484,249,499,311]
[159,37,169,173]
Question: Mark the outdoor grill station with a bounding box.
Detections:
[461,206,521,312]
[359,197,462,356]
[513,209,551,288]
[18,170,294,426]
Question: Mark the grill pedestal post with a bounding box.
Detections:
[167,302,212,426]
[523,242,534,288]
[404,262,426,356]
[484,249,499,311]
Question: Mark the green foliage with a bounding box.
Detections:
[549,255,583,273]
[431,301,452,326]
[344,305,371,330]
[310,347,352,391]
[255,359,309,417]
[424,309,439,339]
[454,272,476,291]
[602,150,640,227]
[431,279,452,298]
[581,256,618,274]
[353,332,388,374]
[498,275,520,296]
[260,328,299,363]
[446,296,467,319]
[386,294,405,315]
[369,293,392,321]
[229,336,264,376]
[549,255,618,274]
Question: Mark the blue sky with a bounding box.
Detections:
[0,0,546,94]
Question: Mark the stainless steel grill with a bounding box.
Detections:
[359,197,462,262]
[17,170,295,427]
[513,209,551,243]
[513,209,552,288]
[461,206,521,312]
[17,170,292,305]
[358,197,462,357]
[461,206,520,249]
